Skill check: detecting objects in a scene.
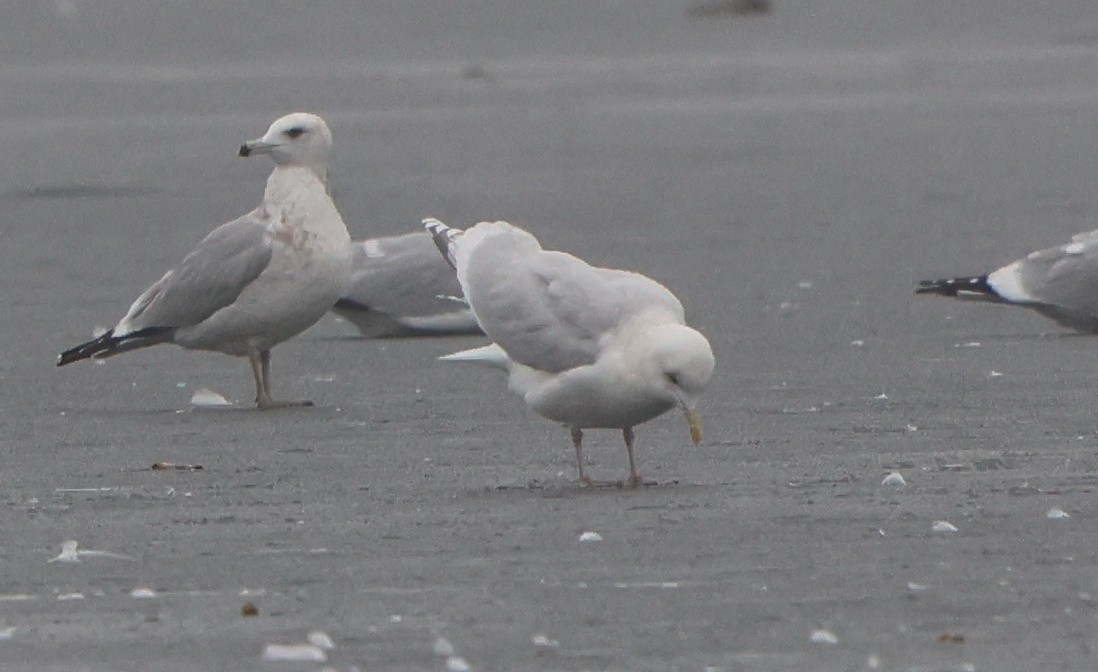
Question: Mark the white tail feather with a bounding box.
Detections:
[439,343,510,371]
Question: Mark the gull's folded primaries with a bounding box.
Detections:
[425,217,715,487]
[332,232,481,338]
[58,113,353,409]
[917,227,1098,333]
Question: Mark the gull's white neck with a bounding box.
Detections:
[261,165,348,244]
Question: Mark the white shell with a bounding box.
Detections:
[932,520,958,533]
[190,388,231,408]
[1046,507,1070,520]
[446,656,472,672]
[578,531,603,542]
[881,472,906,486]
[129,587,157,599]
[809,629,839,645]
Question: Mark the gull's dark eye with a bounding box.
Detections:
[283,126,306,139]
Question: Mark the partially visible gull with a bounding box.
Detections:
[332,232,481,338]
[424,218,715,486]
[917,228,1098,332]
[58,113,353,408]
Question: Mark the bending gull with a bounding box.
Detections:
[424,218,715,486]
[58,113,353,408]
[332,232,481,338]
[917,228,1098,332]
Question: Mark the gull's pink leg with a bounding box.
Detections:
[251,350,313,409]
[571,427,595,487]
[622,426,644,486]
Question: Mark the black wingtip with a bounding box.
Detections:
[58,330,114,367]
[423,218,459,270]
[57,326,172,367]
[915,274,994,297]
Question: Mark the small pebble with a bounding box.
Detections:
[578,531,602,542]
[1046,507,1070,520]
[531,633,559,647]
[129,587,157,599]
[932,520,958,533]
[241,602,259,617]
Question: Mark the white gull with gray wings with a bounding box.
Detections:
[424,217,715,486]
[58,113,353,409]
[332,232,480,338]
[917,227,1098,332]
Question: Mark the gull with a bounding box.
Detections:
[57,113,353,408]
[331,232,481,338]
[424,218,715,486]
[916,228,1098,332]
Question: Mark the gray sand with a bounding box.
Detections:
[2,2,1097,670]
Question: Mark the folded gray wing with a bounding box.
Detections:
[1019,229,1098,316]
[118,213,273,332]
[342,232,464,317]
[463,246,684,374]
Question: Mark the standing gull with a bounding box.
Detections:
[332,232,481,338]
[424,218,715,486]
[58,113,353,408]
[916,228,1098,332]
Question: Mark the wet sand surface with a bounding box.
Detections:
[2,2,1098,670]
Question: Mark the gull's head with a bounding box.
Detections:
[647,323,715,445]
[238,112,333,174]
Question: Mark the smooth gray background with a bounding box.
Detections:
[2,1,1097,670]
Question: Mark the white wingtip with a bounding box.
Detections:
[439,343,510,370]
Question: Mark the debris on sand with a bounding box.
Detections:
[1046,506,1070,519]
[261,643,328,663]
[241,602,259,617]
[47,540,136,563]
[932,520,958,533]
[687,0,772,19]
[129,587,157,599]
[531,633,560,648]
[150,461,203,471]
[578,531,603,542]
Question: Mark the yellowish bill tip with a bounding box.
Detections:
[686,410,702,445]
